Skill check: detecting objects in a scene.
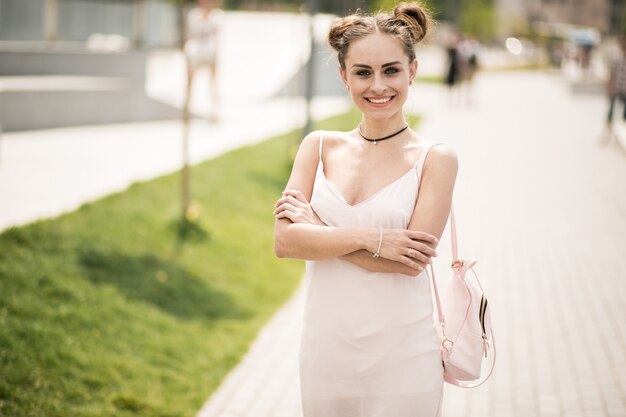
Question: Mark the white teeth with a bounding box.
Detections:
[368,97,392,104]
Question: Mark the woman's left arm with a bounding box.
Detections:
[341,144,458,274]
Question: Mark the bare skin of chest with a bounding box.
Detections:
[323,140,421,206]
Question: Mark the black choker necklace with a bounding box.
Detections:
[357,124,409,145]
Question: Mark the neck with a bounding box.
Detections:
[358,114,407,139]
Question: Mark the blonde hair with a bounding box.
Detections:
[328,2,431,69]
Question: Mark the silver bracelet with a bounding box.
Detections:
[372,226,383,259]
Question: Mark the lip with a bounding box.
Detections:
[364,95,395,107]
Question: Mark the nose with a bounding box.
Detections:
[370,73,386,95]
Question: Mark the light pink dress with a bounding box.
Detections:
[300,133,444,417]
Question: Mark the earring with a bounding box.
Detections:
[345,84,350,90]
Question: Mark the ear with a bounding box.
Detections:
[409,59,418,83]
[339,66,348,86]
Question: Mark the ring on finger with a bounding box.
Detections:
[408,248,414,257]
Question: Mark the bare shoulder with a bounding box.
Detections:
[295,130,352,163]
[296,130,324,158]
[426,143,458,171]
[422,143,459,184]
[300,130,322,147]
[285,131,324,194]
[310,130,354,158]
[321,130,353,145]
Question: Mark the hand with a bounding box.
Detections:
[274,190,323,225]
[375,229,438,272]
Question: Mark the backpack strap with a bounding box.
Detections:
[415,142,458,260]
[450,205,459,262]
[415,142,445,181]
[428,206,497,388]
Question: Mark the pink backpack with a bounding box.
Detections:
[428,206,496,388]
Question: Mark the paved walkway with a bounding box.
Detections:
[0,10,352,232]
[197,71,626,417]
[0,95,349,231]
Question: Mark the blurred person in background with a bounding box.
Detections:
[274,2,458,415]
[444,33,462,103]
[579,42,595,78]
[458,34,480,105]
[184,0,224,122]
[604,36,626,145]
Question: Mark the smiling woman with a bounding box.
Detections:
[273,2,458,416]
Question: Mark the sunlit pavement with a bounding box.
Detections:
[416,71,626,417]
[198,71,626,417]
[0,95,349,232]
[0,11,352,232]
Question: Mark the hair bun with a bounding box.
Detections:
[328,14,365,53]
[393,2,429,43]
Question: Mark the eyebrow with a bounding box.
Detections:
[351,61,402,69]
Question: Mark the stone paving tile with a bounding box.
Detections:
[197,71,626,417]
[197,282,305,417]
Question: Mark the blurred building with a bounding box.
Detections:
[501,0,625,36]
[0,0,179,46]
[527,0,609,34]
[0,0,181,132]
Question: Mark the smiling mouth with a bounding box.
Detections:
[366,96,394,104]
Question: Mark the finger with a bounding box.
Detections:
[413,257,432,269]
[399,255,424,272]
[275,210,296,222]
[274,196,285,208]
[407,248,432,264]
[284,195,304,208]
[404,237,437,256]
[279,197,302,211]
[282,189,301,195]
[273,202,297,216]
[285,211,309,224]
[275,195,302,209]
[410,242,437,258]
[282,189,308,204]
[408,230,439,245]
[274,204,299,216]
[273,203,286,215]
[274,197,283,208]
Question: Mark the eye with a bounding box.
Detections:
[385,67,400,75]
[355,70,371,77]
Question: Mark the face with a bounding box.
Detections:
[340,32,417,121]
[198,0,216,9]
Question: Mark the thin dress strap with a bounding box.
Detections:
[318,131,324,163]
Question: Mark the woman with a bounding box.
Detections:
[274,2,458,416]
[444,33,461,102]
[184,0,223,122]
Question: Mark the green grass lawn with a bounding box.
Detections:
[0,109,364,417]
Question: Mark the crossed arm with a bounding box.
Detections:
[273,132,458,276]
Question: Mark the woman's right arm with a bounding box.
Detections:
[273,132,379,259]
